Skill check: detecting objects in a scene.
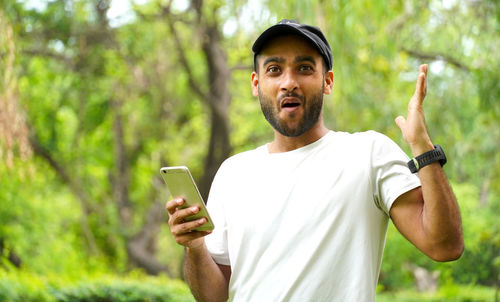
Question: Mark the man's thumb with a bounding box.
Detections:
[395,116,406,129]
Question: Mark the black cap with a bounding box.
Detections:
[252,19,333,70]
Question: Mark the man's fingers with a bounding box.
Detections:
[166,197,184,215]
[413,72,426,102]
[420,63,428,74]
[165,196,211,247]
[395,116,406,129]
[171,206,201,225]
[414,64,428,103]
[171,217,207,236]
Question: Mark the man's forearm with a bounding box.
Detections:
[418,161,464,261]
[184,243,229,302]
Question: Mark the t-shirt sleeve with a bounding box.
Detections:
[370,132,421,216]
[204,163,231,266]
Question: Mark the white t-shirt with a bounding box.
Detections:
[205,130,420,301]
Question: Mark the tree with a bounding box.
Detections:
[1,0,173,274]
[160,0,232,198]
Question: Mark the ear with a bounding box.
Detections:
[323,70,334,95]
[251,71,259,96]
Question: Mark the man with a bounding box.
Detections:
[166,19,464,301]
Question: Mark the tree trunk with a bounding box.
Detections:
[199,108,231,199]
[127,201,171,276]
[198,22,232,198]
[194,2,232,199]
[163,5,232,198]
[111,98,132,228]
[110,97,171,275]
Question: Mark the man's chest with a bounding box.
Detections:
[224,153,373,240]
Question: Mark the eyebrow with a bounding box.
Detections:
[262,56,285,67]
[294,55,317,65]
[261,55,317,68]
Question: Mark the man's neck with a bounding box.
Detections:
[268,121,329,153]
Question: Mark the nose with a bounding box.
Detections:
[280,69,298,93]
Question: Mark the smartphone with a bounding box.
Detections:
[160,166,214,231]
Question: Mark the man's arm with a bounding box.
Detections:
[184,245,231,302]
[166,197,230,301]
[391,64,464,261]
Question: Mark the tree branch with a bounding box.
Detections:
[401,48,470,71]
[29,133,99,255]
[164,8,210,103]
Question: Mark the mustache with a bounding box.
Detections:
[277,92,305,104]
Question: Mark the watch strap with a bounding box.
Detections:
[407,145,447,173]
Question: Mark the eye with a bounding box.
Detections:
[267,66,281,74]
[298,65,314,72]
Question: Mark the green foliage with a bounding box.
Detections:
[0,271,194,302]
[52,279,193,302]
[0,160,119,280]
[0,270,52,302]
[376,284,496,302]
[381,182,500,289]
[448,185,500,285]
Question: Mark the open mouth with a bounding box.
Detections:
[280,97,302,109]
[282,102,300,108]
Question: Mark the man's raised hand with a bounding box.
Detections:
[395,64,435,155]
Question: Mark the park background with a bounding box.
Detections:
[1,0,499,301]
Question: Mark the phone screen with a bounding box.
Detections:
[160,166,214,231]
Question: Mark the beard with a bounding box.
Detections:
[259,87,324,137]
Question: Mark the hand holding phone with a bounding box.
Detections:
[165,197,212,248]
[161,166,214,232]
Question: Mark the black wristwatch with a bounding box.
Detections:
[407,145,447,173]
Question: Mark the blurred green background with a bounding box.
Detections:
[1,0,499,301]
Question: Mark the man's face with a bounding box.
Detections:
[251,35,333,137]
